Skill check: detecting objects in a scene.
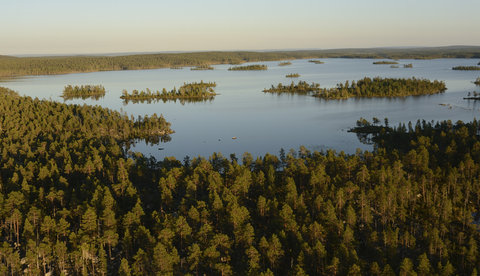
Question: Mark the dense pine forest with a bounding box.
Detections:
[1,47,478,78]
[61,85,106,101]
[263,81,320,94]
[1,87,480,275]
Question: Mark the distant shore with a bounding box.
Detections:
[1,46,480,78]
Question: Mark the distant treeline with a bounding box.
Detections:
[228,64,267,71]
[373,61,398,65]
[61,85,106,100]
[263,81,320,94]
[2,46,479,77]
[120,81,217,103]
[314,77,446,99]
[452,66,480,71]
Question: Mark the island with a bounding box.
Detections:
[191,65,214,70]
[403,63,413,68]
[120,81,217,104]
[314,77,446,99]
[61,84,106,100]
[463,91,480,100]
[474,77,480,85]
[263,81,320,94]
[373,61,399,65]
[263,77,446,99]
[228,64,267,71]
[308,60,324,64]
[286,73,300,78]
[278,61,292,66]
[452,66,480,71]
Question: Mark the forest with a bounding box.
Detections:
[373,61,398,65]
[452,66,480,71]
[263,81,320,94]
[0,47,479,78]
[228,65,268,71]
[61,85,106,101]
[313,77,447,100]
[1,87,480,275]
[120,81,217,104]
[286,73,300,78]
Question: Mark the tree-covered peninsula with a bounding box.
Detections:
[228,64,267,71]
[120,81,217,104]
[313,77,446,99]
[61,85,106,100]
[1,86,480,275]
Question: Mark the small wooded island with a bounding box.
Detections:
[191,65,214,70]
[373,61,399,65]
[278,61,292,66]
[308,60,324,64]
[286,73,300,78]
[452,66,480,71]
[474,77,480,85]
[263,81,320,94]
[228,64,267,71]
[120,81,217,104]
[264,77,446,99]
[61,85,106,100]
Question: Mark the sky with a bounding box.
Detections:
[2,0,480,55]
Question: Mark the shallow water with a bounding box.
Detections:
[3,58,480,159]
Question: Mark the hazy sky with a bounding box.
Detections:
[2,0,480,55]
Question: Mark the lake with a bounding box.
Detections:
[2,58,480,160]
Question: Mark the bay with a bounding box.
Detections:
[3,58,480,159]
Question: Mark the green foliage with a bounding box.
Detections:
[286,73,300,78]
[308,60,324,64]
[61,85,106,100]
[263,81,320,94]
[120,81,217,104]
[191,65,214,70]
[2,88,480,275]
[228,64,267,71]
[314,77,446,99]
[278,61,292,66]
[452,66,480,71]
[373,61,398,65]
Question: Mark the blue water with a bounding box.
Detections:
[3,58,480,159]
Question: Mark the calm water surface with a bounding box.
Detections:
[3,58,480,159]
